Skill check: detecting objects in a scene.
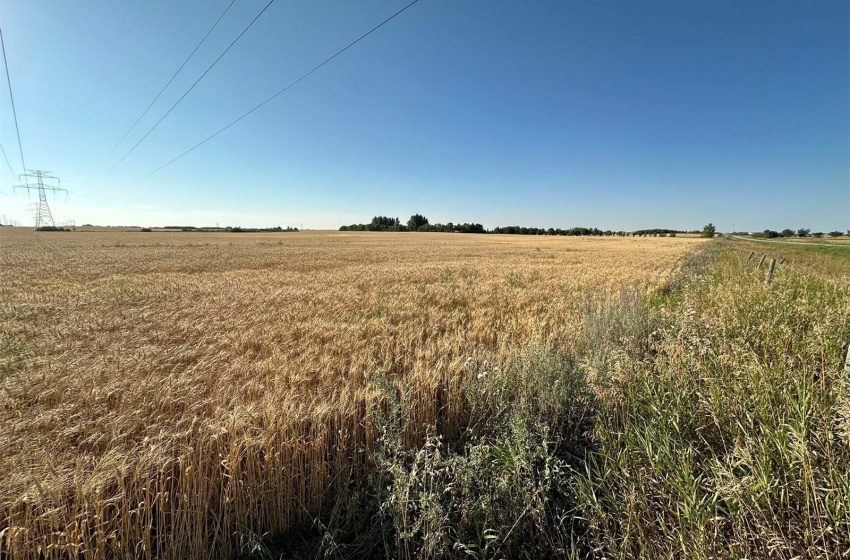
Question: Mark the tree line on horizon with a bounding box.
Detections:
[339,215,486,234]
[339,215,705,237]
[734,228,849,239]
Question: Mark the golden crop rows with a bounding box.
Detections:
[0,229,702,558]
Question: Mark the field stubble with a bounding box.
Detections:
[0,230,701,558]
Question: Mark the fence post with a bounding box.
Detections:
[757,255,766,269]
[746,251,755,263]
[765,259,776,284]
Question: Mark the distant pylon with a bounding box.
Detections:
[13,170,66,228]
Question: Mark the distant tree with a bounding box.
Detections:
[760,229,780,239]
[701,223,716,238]
[796,228,810,238]
[828,231,843,238]
[407,214,429,231]
[780,229,795,237]
[35,226,70,232]
[812,232,824,238]
[367,216,402,231]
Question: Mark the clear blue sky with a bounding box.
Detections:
[1,0,847,231]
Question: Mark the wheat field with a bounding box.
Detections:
[0,229,702,558]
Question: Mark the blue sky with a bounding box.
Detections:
[0,0,847,231]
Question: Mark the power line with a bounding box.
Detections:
[0,23,26,175]
[0,142,16,180]
[112,0,238,151]
[148,0,421,176]
[86,0,135,118]
[110,0,275,172]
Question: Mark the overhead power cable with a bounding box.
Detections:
[110,0,275,172]
[0,23,26,175]
[148,0,420,176]
[87,0,135,117]
[1,142,17,180]
[112,0,238,151]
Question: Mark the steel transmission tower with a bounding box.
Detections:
[13,170,66,228]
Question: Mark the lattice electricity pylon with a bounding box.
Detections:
[13,170,66,228]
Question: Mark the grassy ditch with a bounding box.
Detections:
[575,240,850,559]
[251,240,850,559]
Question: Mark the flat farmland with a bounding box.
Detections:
[0,230,702,558]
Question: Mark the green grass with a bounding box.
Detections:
[0,332,25,382]
[0,332,24,358]
[729,237,850,277]
[574,245,850,558]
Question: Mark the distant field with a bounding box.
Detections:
[732,234,850,245]
[0,230,701,559]
[793,236,850,243]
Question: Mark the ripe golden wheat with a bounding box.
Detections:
[0,230,702,558]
